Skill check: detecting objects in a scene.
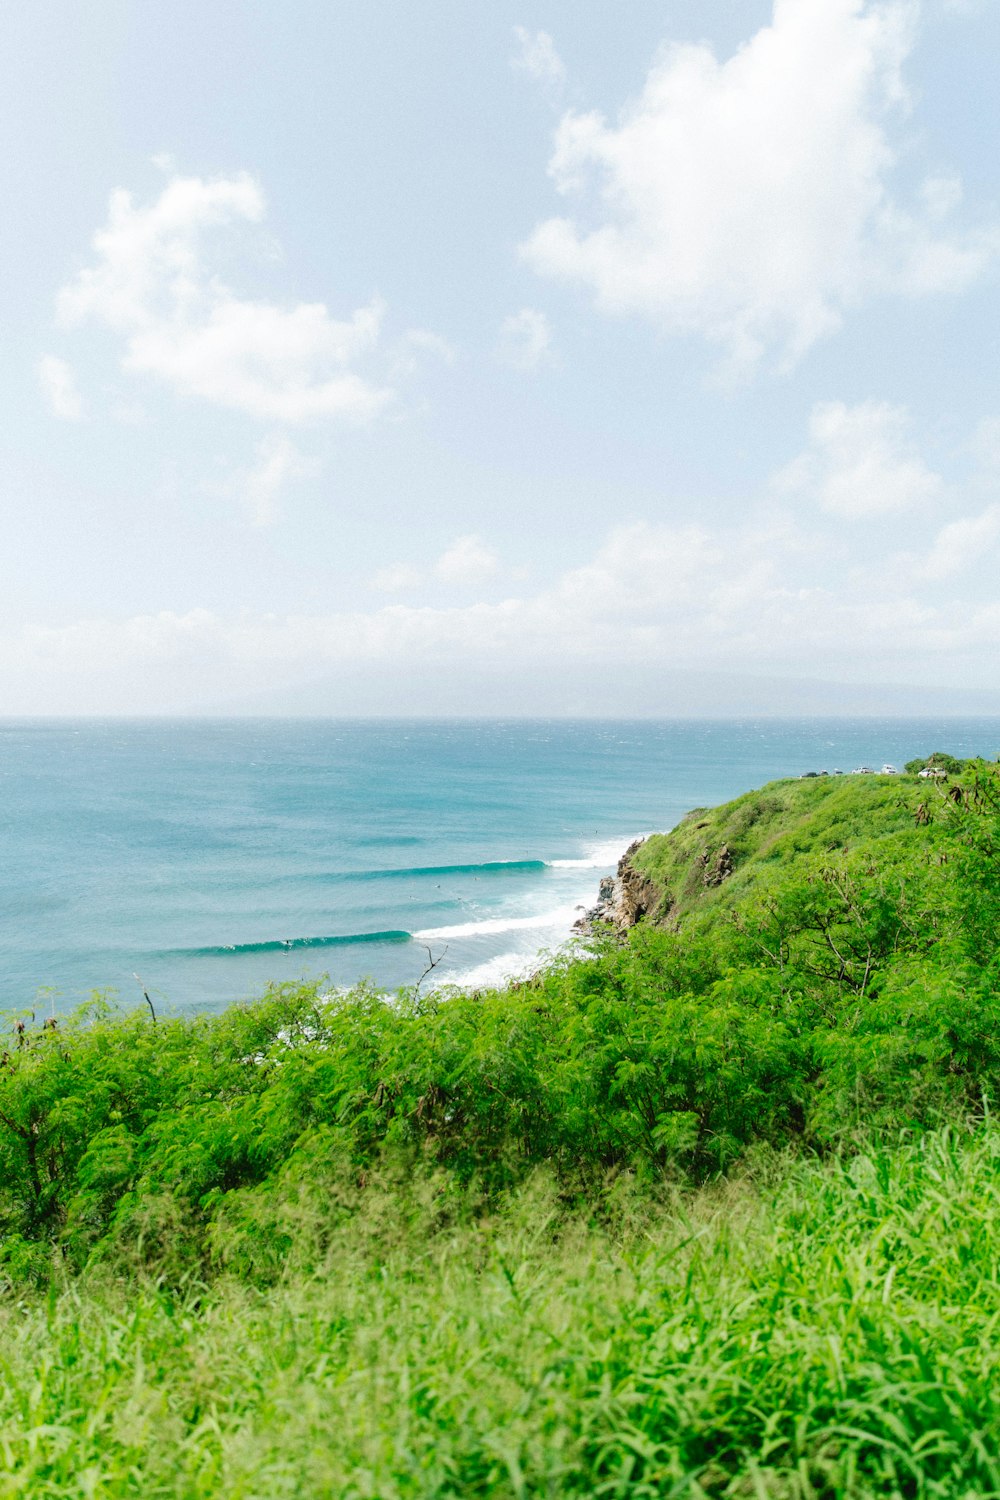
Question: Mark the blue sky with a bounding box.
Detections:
[4,0,1000,713]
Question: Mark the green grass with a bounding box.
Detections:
[2,1123,999,1497]
[629,772,945,926]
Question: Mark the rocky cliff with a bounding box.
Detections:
[574,837,667,935]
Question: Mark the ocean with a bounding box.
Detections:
[3,717,998,1016]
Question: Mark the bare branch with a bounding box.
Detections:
[133,973,157,1024]
[413,944,449,997]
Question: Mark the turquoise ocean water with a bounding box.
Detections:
[3,717,999,1015]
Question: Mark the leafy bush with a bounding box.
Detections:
[904,750,967,774]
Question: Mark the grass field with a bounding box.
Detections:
[3,1124,999,1497]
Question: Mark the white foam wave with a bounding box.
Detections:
[436,950,542,991]
[413,904,581,943]
[549,835,642,870]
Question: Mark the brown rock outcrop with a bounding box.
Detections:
[574,837,666,935]
[701,843,734,888]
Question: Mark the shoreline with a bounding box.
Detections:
[571,835,661,938]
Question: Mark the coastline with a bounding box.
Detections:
[9,719,1000,1013]
[571,835,661,938]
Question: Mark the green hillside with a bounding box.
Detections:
[629,770,947,927]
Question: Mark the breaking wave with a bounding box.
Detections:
[175,930,413,957]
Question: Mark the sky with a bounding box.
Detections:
[4,0,1000,715]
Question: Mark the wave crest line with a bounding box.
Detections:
[176,930,413,957]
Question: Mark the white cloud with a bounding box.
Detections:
[371,535,502,593]
[9,512,999,692]
[243,434,314,527]
[56,173,394,424]
[38,355,83,420]
[774,399,942,518]
[512,27,566,96]
[913,504,1000,579]
[12,401,1000,706]
[436,535,500,586]
[10,493,1000,708]
[549,522,725,617]
[521,0,998,372]
[497,307,553,370]
[371,534,500,591]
